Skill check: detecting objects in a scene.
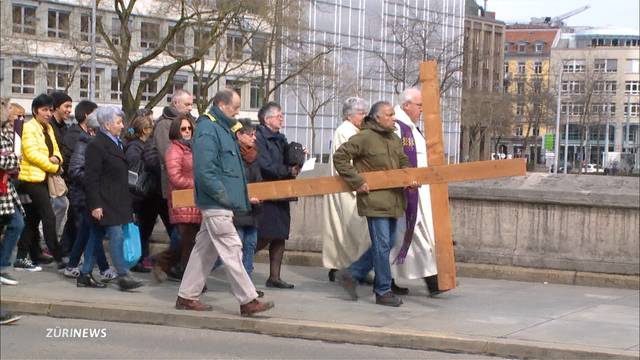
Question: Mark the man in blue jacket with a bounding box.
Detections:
[175,89,274,317]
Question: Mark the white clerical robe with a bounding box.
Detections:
[390,106,438,279]
[321,121,371,269]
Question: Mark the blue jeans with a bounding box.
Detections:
[0,209,25,270]
[82,223,127,276]
[237,226,258,276]
[347,217,397,296]
[68,208,109,272]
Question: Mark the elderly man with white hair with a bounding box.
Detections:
[390,87,443,296]
[81,106,143,291]
[321,97,371,281]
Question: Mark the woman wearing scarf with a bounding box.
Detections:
[154,115,200,282]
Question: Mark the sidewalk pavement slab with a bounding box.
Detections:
[1,263,638,359]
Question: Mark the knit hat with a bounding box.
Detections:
[50,91,72,109]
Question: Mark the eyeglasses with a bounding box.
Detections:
[180,126,193,132]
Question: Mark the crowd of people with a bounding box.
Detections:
[0,86,445,323]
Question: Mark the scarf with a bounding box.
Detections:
[239,143,257,164]
[393,120,419,265]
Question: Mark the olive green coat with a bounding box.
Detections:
[332,119,409,218]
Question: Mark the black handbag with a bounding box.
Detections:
[285,141,305,167]
[128,160,157,198]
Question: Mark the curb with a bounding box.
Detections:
[251,250,640,289]
[2,296,638,360]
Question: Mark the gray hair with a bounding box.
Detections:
[171,89,192,105]
[365,101,392,123]
[398,87,421,106]
[95,106,124,129]
[342,97,368,120]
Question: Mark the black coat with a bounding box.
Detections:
[67,130,92,208]
[62,124,87,177]
[84,131,133,226]
[256,125,292,240]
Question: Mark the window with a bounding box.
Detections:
[532,126,540,136]
[504,61,509,74]
[517,82,524,95]
[80,67,103,99]
[533,81,542,94]
[594,80,617,94]
[625,59,640,73]
[561,102,585,116]
[534,61,543,74]
[561,80,585,94]
[504,42,510,52]
[225,79,243,98]
[516,103,524,115]
[192,76,209,101]
[251,36,267,62]
[193,28,212,55]
[46,63,72,93]
[80,14,102,42]
[167,25,186,55]
[250,81,264,109]
[515,126,523,136]
[48,9,70,38]
[534,42,544,53]
[624,103,639,117]
[563,59,586,73]
[140,21,160,49]
[12,4,37,35]
[594,59,617,73]
[110,18,132,45]
[11,60,36,94]
[517,62,526,74]
[517,42,526,53]
[626,81,640,95]
[110,69,121,100]
[166,74,188,103]
[140,71,158,102]
[592,103,616,115]
[226,34,244,60]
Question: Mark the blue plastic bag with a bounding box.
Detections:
[122,223,141,269]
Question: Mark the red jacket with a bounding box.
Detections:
[166,140,201,224]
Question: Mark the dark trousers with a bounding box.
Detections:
[135,194,173,259]
[17,181,61,262]
[60,203,77,257]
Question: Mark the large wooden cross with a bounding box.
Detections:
[173,61,525,291]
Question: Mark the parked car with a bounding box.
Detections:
[581,163,604,174]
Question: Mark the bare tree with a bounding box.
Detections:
[92,0,249,119]
[461,90,513,161]
[374,11,463,95]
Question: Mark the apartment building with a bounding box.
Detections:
[550,27,640,166]
[502,25,561,162]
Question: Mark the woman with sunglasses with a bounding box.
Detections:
[153,115,199,281]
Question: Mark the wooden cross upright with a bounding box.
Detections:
[172,60,526,291]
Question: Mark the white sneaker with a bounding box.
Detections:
[13,258,42,272]
[100,268,118,282]
[63,267,80,279]
[0,272,19,285]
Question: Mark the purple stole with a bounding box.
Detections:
[394,120,418,264]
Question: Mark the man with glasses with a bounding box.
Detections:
[390,87,444,297]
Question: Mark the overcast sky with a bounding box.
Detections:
[487,0,640,29]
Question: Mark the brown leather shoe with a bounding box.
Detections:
[175,296,212,311]
[240,299,274,317]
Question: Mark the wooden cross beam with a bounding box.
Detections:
[172,61,525,291]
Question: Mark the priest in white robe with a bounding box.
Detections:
[390,88,442,295]
[321,97,371,279]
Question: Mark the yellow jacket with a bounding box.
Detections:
[18,119,62,183]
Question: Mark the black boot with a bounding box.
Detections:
[391,278,409,295]
[77,273,106,288]
[328,269,337,282]
[424,275,447,297]
[117,274,143,291]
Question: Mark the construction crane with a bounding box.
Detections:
[530,5,591,27]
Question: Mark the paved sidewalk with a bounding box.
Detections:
[1,263,638,359]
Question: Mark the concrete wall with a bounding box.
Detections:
[286,173,640,275]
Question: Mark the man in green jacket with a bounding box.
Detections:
[175,89,274,317]
[333,101,413,307]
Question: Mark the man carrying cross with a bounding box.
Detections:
[332,101,417,307]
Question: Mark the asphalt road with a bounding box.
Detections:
[1,316,504,359]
